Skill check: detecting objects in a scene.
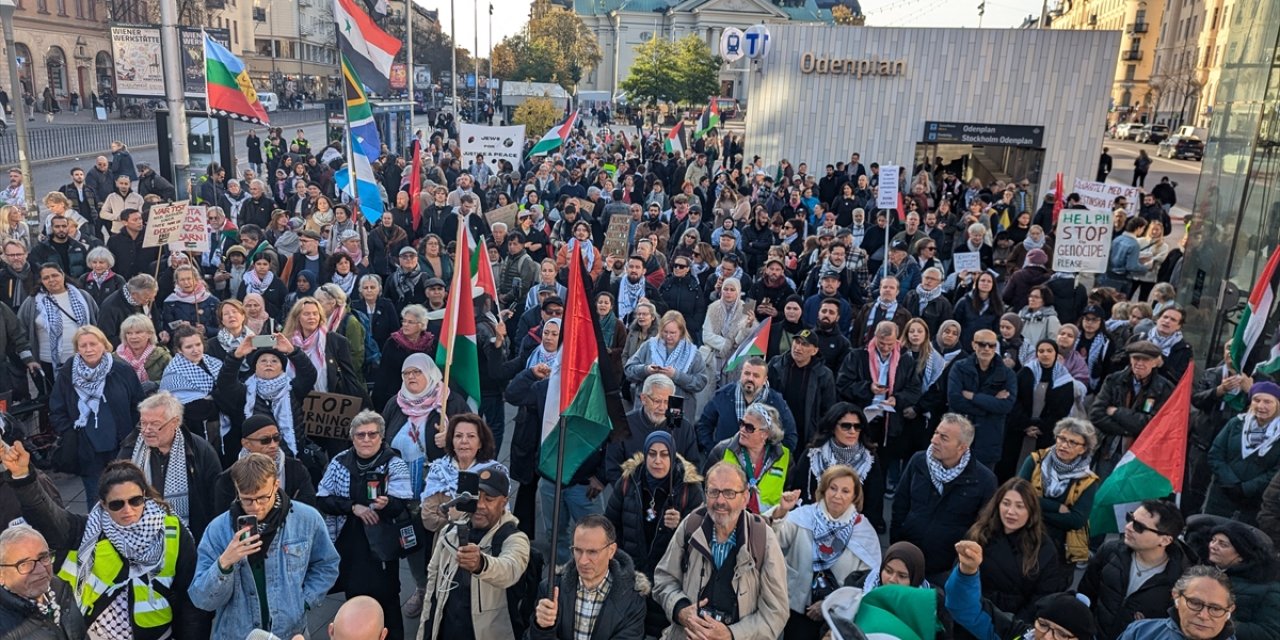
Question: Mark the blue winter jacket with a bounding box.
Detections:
[1118,617,1237,640]
[946,354,1017,465]
[695,383,799,452]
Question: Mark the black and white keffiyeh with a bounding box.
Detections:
[160,354,223,399]
[77,500,168,638]
[925,444,971,494]
[245,373,297,454]
[809,440,873,483]
[316,449,413,541]
[1040,449,1093,499]
[38,288,90,366]
[645,336,698,373]
[131,428,191,524]
[1147,327,1184,356]
[733,380,771,422]
[242,268,275,295]
[71,354,112,429]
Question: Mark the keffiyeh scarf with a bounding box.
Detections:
[85,269,115,286]
[925,444,971,494]
[72,354,112,429]
[315,450,413,541]
[1040,449,1093,499]
[618,276,647,320]
[38,288,89,366]
[809,440,873,483]
[395,374,441,458]
[160,354,222,398]
[1147,328,1184,356]
[116,342,155,382]
[242,268,275,295]
[332,270,357,296]
[733,380,771,421]
[787,502,858,571]
[646,336,698,373]
[1241,413,1280,458]
[164,281,212,305]
[393,267,424,301]
[77,501,168,639]
[132,427,191,524]
[245,373,296,454]
[913,284,944,314]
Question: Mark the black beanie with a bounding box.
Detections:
[1037,593,1096,640]
[242,413,278,437]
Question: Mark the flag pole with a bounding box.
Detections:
[547,412,567,587]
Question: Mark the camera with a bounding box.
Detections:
[665,395,684,424]
[698,607,733,624]
[448,470,480,543]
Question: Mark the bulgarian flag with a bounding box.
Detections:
[539,242,614,483]
[723,317,771,374]
[435,223,482,411]
[1089,363,1193,535]
[694,99,720,139]
[527,112,578,158]
[204,34,269,125]
[665,122,685,155]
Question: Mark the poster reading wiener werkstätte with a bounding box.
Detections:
[111,26,164,98]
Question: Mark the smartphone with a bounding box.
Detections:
[666,395,685,424]
[236,514,258,539]
[251,334,275,349]
[456,470,480,514]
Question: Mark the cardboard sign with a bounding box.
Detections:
[143,201,190,248]
[1053,209,1113,273]
[953,251,982,274]
[300,392,363,440]
[169,204,209,253]
[487,203,519,231]
[603,214,632,259]
[1072,179,1139,217]
[876,165,900,210]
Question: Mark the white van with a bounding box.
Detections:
[258,92,279,112]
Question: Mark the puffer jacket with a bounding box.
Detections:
[529,550,648,640]
[652,507,789,640]
[1204,414,1280,525]
[0,577,86,640]
[606,453,705,575]
[1078,539,1189,640]
[1117,615,1236,640]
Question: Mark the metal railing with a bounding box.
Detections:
[1122,50,1143,61]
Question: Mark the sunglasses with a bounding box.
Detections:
[106,495,146,512]
[837,421,863,431]
[738,420,759,434]
[673,262,690,269]
[973,341,998,350]
[1125,512,1170,536]
[247,433,282,446]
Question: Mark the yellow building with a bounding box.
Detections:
[1052,0,1165,124]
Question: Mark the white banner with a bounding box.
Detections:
[143,201,189,248]
[1072,178,1139,218]
[459,124,526,174]
[169,205,209,253]
[876,166,900,210]
[1052,208,1113,273]
[110,26,165,98]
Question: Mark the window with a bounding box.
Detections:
[233,21,238,45]
[75,0,82,18]
[36,0,48,13]
[87,0,95,20]
[56,0,66,15]
[1125,64,1137,81]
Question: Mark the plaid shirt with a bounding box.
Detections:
[572,573,613,640]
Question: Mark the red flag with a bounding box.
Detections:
[473,235,499,302]
[1051,172,1064,226]
[409,138,423,232]
[895,191,905,222]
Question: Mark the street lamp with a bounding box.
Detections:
[0,0,38,231]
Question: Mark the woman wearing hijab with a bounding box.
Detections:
[624,310,709,421]
[373,304,435,410]
[1206,381,1280,525]
[934,319,965,366]
[770,465,882,640]
[504,318,563,537]
[162,265,219,340]
[48,326,143,507]
[115,313,170,385]
[1018,417,1099,565]
[702,277,757,386]
[0,453,201,638]
[284,270,317,312]
[241,292,280,337]
[595,291,628,390]
[1001,340,1080,482]
[381,352,469,469]
[316,410,413,640]
[18,263,99,381]
[213,333,318,476]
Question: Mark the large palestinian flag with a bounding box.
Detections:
[435,224,481,410]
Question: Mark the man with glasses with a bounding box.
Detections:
[1116,566,1236,640]
[190,452,340,639]
[1079,499,1188,640]
[945,538,1097,640]
[213,413,315,509]
[0,524,85,637]
[0,239,34,310]
[947,329,1018,468]
[653,462,788,640]
[531,515,645,640]
[605,374,702,483]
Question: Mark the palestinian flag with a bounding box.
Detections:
[527,112,578,158]
[1089,363,1193,535]
[470,233,498,302]
[723,317,771,374]
[435,224,482,411]
[665,122,684,156]
[694,99,720,139]
[1231,248,1280,373]
[539,242,614,483]
[204,34,269,125]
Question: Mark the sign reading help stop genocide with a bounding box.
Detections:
[169,204,209,253]
[1053,209,1113,273]
[143,201,189,248]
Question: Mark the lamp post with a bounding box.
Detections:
[0,0,38,231]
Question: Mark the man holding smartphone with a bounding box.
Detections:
[604,374,702,483]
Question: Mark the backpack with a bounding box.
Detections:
[488,521,544,640]
[678,506,768,573]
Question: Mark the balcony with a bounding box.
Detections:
[1122,50,1143,61]
[1126,22,1148,33]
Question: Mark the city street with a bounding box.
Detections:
[1096,138,1202,212]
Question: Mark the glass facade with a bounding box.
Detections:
[1175,0,1280,365]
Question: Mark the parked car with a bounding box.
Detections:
[1157,135,1204,160]
[258,92,279,113]
[1114,123,1147,140]
[1137,124,1171,144]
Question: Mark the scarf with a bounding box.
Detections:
[787,502,858,571]
[391,329,434,352]
[568,237,597,271]
[733,380,771,421]
[393,266,424,301]
[292,329,328,389]
[719,299,743,337]
[245,373,296,454]
[526,342,562,370]
[913,283,943,314]
[1040,449,1093,499]
[76,500,168,629]
[868,346,900,398]
[312,207,334,226]
[242,268,274,295]
[1147,327,1184,356]
[598,312,619,346]
[1241,413,1280,458]
[316,449,414,542]
[86,269,116,286]
[1078,333,1110,387]
[646,336,698,372]
[160,354,222,397]
[396,376,441,446]
[868,298,898,327]
[165,281,212,305]
[925,444,971,494]
[71,354,112,429]
[618,276,647,320]
[116,342,155,382]
[229,488,289,563]
[1023,235,1046,252]
[332,270,357,296]
[132,428,191,524]
[423,457,507,500]
[217,327,251,356]
[809,440,873,483]
[38,288,89,366]
[323,306,347,334]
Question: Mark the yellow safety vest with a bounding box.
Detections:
[723,445,791,510]
[57,514,182,631]
[1029,449,1098,563]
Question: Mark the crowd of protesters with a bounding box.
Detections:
[0,112,1275,640]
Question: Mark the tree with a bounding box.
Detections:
[526,9,602,89]
[491,40,519,79]
[513,97,560,135]
[492,33,561,84]
[621,35,719,106]
[619,38,678,105]
[672,35,721,105]
[831,5,866,25]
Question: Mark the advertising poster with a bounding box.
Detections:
[180,28,231,98]
[390,64,407,90]
[459,123,526,173]
[111,26,164,98]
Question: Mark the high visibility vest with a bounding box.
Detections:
[57,514,182,633]
[1029,449,1098,563]
[723,445,791,510]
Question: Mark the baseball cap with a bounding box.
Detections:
[792,329,817,346]
[477,467,510,497]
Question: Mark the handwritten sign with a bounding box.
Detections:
[169,204,209,253]
[143,200,190,248]
[876,166,900,210]
[603,213,632,259]
[300,392,363,440]
[486,203,518,231]
[1053,209,1113,273]
[1072,179,1139,217]
[953,251,982,274]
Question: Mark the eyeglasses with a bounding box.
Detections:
[246,433,282,446]
[1034,619,1077,640]
[973,341,998,350]
[706,488,745,500]
[738,420,759,434]
[1178,594,1232,619]
[0,552,54,575]
[923,246,936,251]
[837,421,862,431]
[1055,435,1086,449]
[238,484,278,508]
[352,431,382,440]
[570,542,615,560]
[106,495,146,512]
[1125,512,1171,537]
[139,417,176,433]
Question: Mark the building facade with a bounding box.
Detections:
[246,0,339,98]
[0,0,118,108]
[1051,0,1165,125]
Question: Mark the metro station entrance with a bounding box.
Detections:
[913,121,1046,193]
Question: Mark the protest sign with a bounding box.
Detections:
[876,166,900,210]
[300,392,363,440]
[953,251,982,274]
[169,204,209,253]
[143,201,190,248]
[1072,179,1140,217]
[603,214,632,259]
[1053,209,1113,273]
[486,203,518,231]
[460,124,526,174]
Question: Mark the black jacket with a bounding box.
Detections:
[530,550,647,640]
[116,427,223,542]
[212,349,318,457]
[890,450,997,577]
[1088,369,1176,439]
[837,347,922,446]
[239,194,275,229]
[605,453,704,577]
[977,528,1069,621]
[903,290,954,337]
[505,368,606,486]
[658,273,706,339]
[768,352,837,448]
[137,171,176,201]
[604,409,702,484]
[213,454,316,511]
[29,239,89,280]
[1078,539,1189,640]
[0,574,85,640]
